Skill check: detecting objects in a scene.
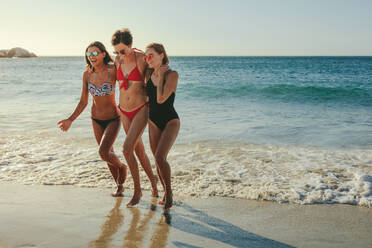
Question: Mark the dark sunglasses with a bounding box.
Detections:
[113,49,125,55]
[143,54,153,62]
[86,51,99,57]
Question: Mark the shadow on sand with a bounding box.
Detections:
[169,202,294,248]
[89,197,293,248]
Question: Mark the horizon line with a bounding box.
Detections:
[28,55,372,57]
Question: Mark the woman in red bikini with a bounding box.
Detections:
[58,41,127,197]
[111,28,158,207]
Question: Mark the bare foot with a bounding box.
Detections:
[164,193,173,210]
[126,191,142,207]
[151,176,159,197]
[159,194,166,205]
[111,184,124,197]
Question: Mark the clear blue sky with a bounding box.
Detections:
[1,0,372,56]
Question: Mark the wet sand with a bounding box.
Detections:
[0,183,371,248]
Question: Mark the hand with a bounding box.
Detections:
[57,119,72,132]
[158,65,170,76]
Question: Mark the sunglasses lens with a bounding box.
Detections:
[86,52,91,57]
[93,51,98,56]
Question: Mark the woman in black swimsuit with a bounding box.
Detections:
[144,43,180,210]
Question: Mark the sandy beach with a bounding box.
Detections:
[2,1,372,247]
[0,183,371,248]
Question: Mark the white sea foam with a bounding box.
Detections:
[1,130,371,207]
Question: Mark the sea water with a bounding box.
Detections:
[1,56,371,207]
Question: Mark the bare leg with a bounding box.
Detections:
[101,120,127,197]
[148,121,165,203]
[122,116,159,198]
[156,165,166,204]
[155,120,179,210]
[92,118,127,197]
[106,160,119,184]
[121,106,149,207]
[92,120,118,183]
[134,139,159,197]
[149,119,180,209]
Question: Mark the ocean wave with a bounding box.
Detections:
[1,132,371,207]
[260,84,372,103]
[180,83,372,106]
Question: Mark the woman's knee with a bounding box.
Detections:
[99,147,111,162]
[123,141,135,158]
[155,153,166,166]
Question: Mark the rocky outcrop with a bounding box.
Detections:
[0,50,9,58]
[0,47,37,58]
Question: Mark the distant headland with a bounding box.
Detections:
[0,47,37,58]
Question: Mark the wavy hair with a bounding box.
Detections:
[145,43,170,81]
[85,41,113,72]
[146,42,169,65]
[111,28,133,46]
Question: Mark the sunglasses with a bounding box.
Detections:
[86,51,99,57]
[143,54,153,62]
[113,49,125,55]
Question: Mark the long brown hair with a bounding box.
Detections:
[85,41,113,72]
[146,42,169,65]
[145,43,170,81]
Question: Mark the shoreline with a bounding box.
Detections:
[0,183,371,247]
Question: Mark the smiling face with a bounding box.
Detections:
[145,48,164,69]
[113,42,131,59]
[86,46,105,67]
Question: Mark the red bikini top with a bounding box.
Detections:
[117,50,143,90]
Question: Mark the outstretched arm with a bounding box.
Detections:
[57,71,89,131]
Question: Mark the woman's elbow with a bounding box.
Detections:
[80,100,88,108]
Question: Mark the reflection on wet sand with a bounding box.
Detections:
[89,197,124,248]
[90,197,170,248]
[149,213,171,248]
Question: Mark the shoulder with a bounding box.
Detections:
[134,50,145,57]
[83,70,90,80]
[135,51,145,63]
[166,70,178,81]
[82,70,91,86]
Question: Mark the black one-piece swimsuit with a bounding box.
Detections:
[146,76,179,131]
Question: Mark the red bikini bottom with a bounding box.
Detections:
[117,103,148,120]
